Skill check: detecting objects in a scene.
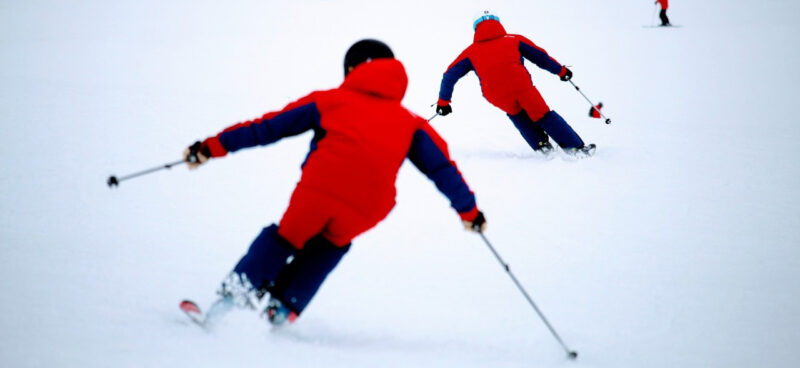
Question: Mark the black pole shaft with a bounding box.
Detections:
[428,113,438,122]
[569,80,611,124]
[107,159,186,187]
[478,233,577,358]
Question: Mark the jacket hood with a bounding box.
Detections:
[340,58,408,101]
[473,19,507,42]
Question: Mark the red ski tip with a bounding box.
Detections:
[180,300,201,315]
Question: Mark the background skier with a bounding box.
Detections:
[182,39,486,326]
[656,0,672,26]
[436,11,595,157]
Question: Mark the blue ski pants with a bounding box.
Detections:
[233,224,349,314]
[508,110,584,149]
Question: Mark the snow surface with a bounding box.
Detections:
[2,0,799,367]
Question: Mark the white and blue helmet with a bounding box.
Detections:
[473,10,500,30]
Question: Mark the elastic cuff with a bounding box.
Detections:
[458,206,480,221]
[558,66,567,77]
[437,98,451,107]
[204,136,228,158]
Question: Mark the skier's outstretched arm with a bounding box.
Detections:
[517,35,572,81]
[407,122,486,232]
[436,51,474,116]
[183,93,322,168]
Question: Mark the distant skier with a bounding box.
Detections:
[655,0,671,26]
[436,11,595,158]
[182,39,486,326]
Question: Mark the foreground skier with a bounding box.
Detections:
[182,40,486,326]
[436,11,595,158]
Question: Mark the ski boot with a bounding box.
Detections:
[563,143,596,159]
[263,297,298,326]
[217,272,260,310]
[188,272,262,325]
[536,141,555,158]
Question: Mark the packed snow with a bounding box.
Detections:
[1,1,799,367]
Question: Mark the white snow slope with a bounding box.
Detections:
[2,1,799,367]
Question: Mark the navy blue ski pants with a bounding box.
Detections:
[508,110,584,149]
[233,224,349,314]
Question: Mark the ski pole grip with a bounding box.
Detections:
[107,175,119,188]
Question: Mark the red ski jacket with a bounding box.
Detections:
[438,19,567,114]
[657,0,669,9]
[201,58,479,223]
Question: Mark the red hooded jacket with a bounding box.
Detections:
[203,58,478,224]
[438,19,567,115]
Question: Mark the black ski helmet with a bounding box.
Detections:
[343,39,394,76]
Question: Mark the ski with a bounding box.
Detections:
[642,25,682,28]
[179,297,236,329]
[180,300,208,327]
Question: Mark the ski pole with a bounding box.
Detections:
[568,80,611,125]
[427,101,442,122]
[651,3,658,27]
[107,159,186,188]
[477,232,578,360]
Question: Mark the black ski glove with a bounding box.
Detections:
[185,140,212,164]
[559,67,573,82]
[471,211,486,232]
[436,104,453,116]
[463,211,487,233]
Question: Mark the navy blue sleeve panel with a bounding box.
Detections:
[438,57,474,102]
[518,37,562,75]
[407,125,476,214]
[218,102,321,154]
